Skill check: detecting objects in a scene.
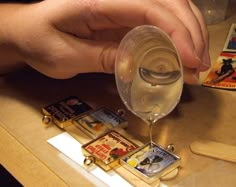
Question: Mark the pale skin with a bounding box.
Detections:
[0,0,210,84]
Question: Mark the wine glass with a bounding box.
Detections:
[115,25,183,145]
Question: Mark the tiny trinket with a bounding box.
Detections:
[82,130,138,171]
[73,107,128,138]
[42,96,92,128]
[120,142,181,184]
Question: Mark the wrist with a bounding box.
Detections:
[0,3,29,74]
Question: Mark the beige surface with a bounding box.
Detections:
[0,125,67,187]
[190,140,236,163]
[0,11,236,187]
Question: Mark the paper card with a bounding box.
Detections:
[223,23,236,53]
[202,53,236,89]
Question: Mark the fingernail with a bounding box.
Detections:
[201,51,211,71]
[194,51,202,65]
[192,68,200,84]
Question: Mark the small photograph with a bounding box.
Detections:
[76,114,112,136]
[202,53,236,89]
[223,24,236,52]
[73,108,127,138]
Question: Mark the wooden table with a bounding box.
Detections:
[1,10,236,187]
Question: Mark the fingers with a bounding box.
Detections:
[183,67,199,84]
[87,0,202,70]
[92,0,209,84]
[155,0,211,84]
[26,0,210,83]
[188,0,211,71]
[159,0,205,60]
[48,0,202,79]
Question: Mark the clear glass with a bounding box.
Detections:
[115,25,183,145]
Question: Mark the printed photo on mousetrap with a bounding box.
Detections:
[82,130,138,171]
[223,23,236,53]
[72,107,128,138]
[202,53,236,90]
[120,142,181,184]
[41,96,92,128]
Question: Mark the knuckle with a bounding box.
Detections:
[98,43,116,73]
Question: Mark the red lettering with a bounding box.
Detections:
[86,145,96,153]
[102,143,111,150]
[95,150,106,160]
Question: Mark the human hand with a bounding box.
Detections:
[3,0,210,84]
[154,0,210,83]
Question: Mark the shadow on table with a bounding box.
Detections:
[0,68,225,150]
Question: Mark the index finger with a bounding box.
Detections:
[86,0,202,69]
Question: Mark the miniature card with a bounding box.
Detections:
[121,143,180,183]
[73,108,127,138]
[41,96,92,128]
[82,131,138,168]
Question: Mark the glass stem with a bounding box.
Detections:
[149,121,154,147]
